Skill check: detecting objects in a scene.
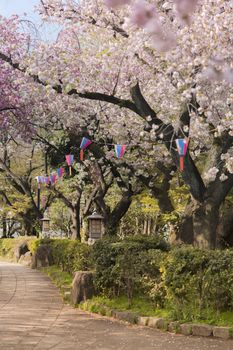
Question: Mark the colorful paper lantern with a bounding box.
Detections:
[175,138,189,171]
[57,167,64,179]
[80,137,92,161]
[35,176,44,189]
[50,174,57,185]
[115,145,126,158]
[65,155,74,175]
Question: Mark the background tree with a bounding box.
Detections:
[0,3,232,247]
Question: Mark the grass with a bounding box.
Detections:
[40,265,233,329]
[79,295,233,329]
[191,310,233,328]
[79,295,170,318]
[41,265,73,301]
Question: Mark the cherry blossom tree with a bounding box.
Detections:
[0,1,232,247]
[36,0,233,248]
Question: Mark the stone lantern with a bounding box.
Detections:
[41,209,50,237]
[87,210,104,244]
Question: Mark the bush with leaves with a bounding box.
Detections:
[92,235,169,304]
[32,239,92,274]
[163,247,233,321]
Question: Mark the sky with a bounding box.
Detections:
[0,0,61,41]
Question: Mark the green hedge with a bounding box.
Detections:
[34,238,92,274]
[164,247,233,320]
[0,237,37,259]
[91,240,233,318]
[91,235,169,304]
[0,238,92,274]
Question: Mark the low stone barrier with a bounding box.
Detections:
[213,326,232,340]
[79,305,233,341]
[191,324,213,337]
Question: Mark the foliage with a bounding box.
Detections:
[91,240,233,318]
[80,295,169,318]
[91,235,169,304]
[119,193,160,236]
[49,200,71,236]
[41,265,73,291]
[0,237,92,274]
[0,0,233,248]
[0,237,37,259]
[43,239,93,274]
[163,247,233,321]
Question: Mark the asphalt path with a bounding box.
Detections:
[0,261,233,350]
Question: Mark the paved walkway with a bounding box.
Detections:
[0,262,233,350]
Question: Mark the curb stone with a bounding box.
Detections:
[147,317,167,330]
[191,324,213,337]
[114,311,139,324]
[213,326,232,339]
[168,321,180,333]
[79,304,233,341]
[138,316,149,326]
[180,323,193,336]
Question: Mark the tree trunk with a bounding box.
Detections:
[69,204,81,241]
[2,215,7,238]
[143,219,148,235]
[101,192,133,236]
[193,202,220,248]
[22,217,37,236]
[147,217,152,235]
[216,202,233,248]
[135,217,139,235]
[178,202,194,244]
[179,200,220,248]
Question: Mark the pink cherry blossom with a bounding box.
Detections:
[130,0,157,27]
[104,0,130,9]
[174,0,199,24]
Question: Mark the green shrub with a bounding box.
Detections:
[163,247,233,321]
[92,235,168,304]
[48,239,93,273]
[0,237,37,259]
[0,238,92,275]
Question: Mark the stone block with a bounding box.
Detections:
[180,323,193,335]
[71,271,95,304]
[213,326,231,339]
[14,241,29,262]
[192,324,212,337]
[19,251,33,267]
[114,311,138,324]
[168,321,180,333]
[138,317,149,326]
[147,317,166,329]
[31,244,53,269]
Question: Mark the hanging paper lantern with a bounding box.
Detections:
[35,176,44,189]
[115,145,126,158]
[80,137,92,161]
[44,177,50,186]
[50,174,57,185]
[57,167,64,179]
[65,155,74,175]
[175,138,189,171]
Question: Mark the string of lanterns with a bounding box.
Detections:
[35,136,189,188]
